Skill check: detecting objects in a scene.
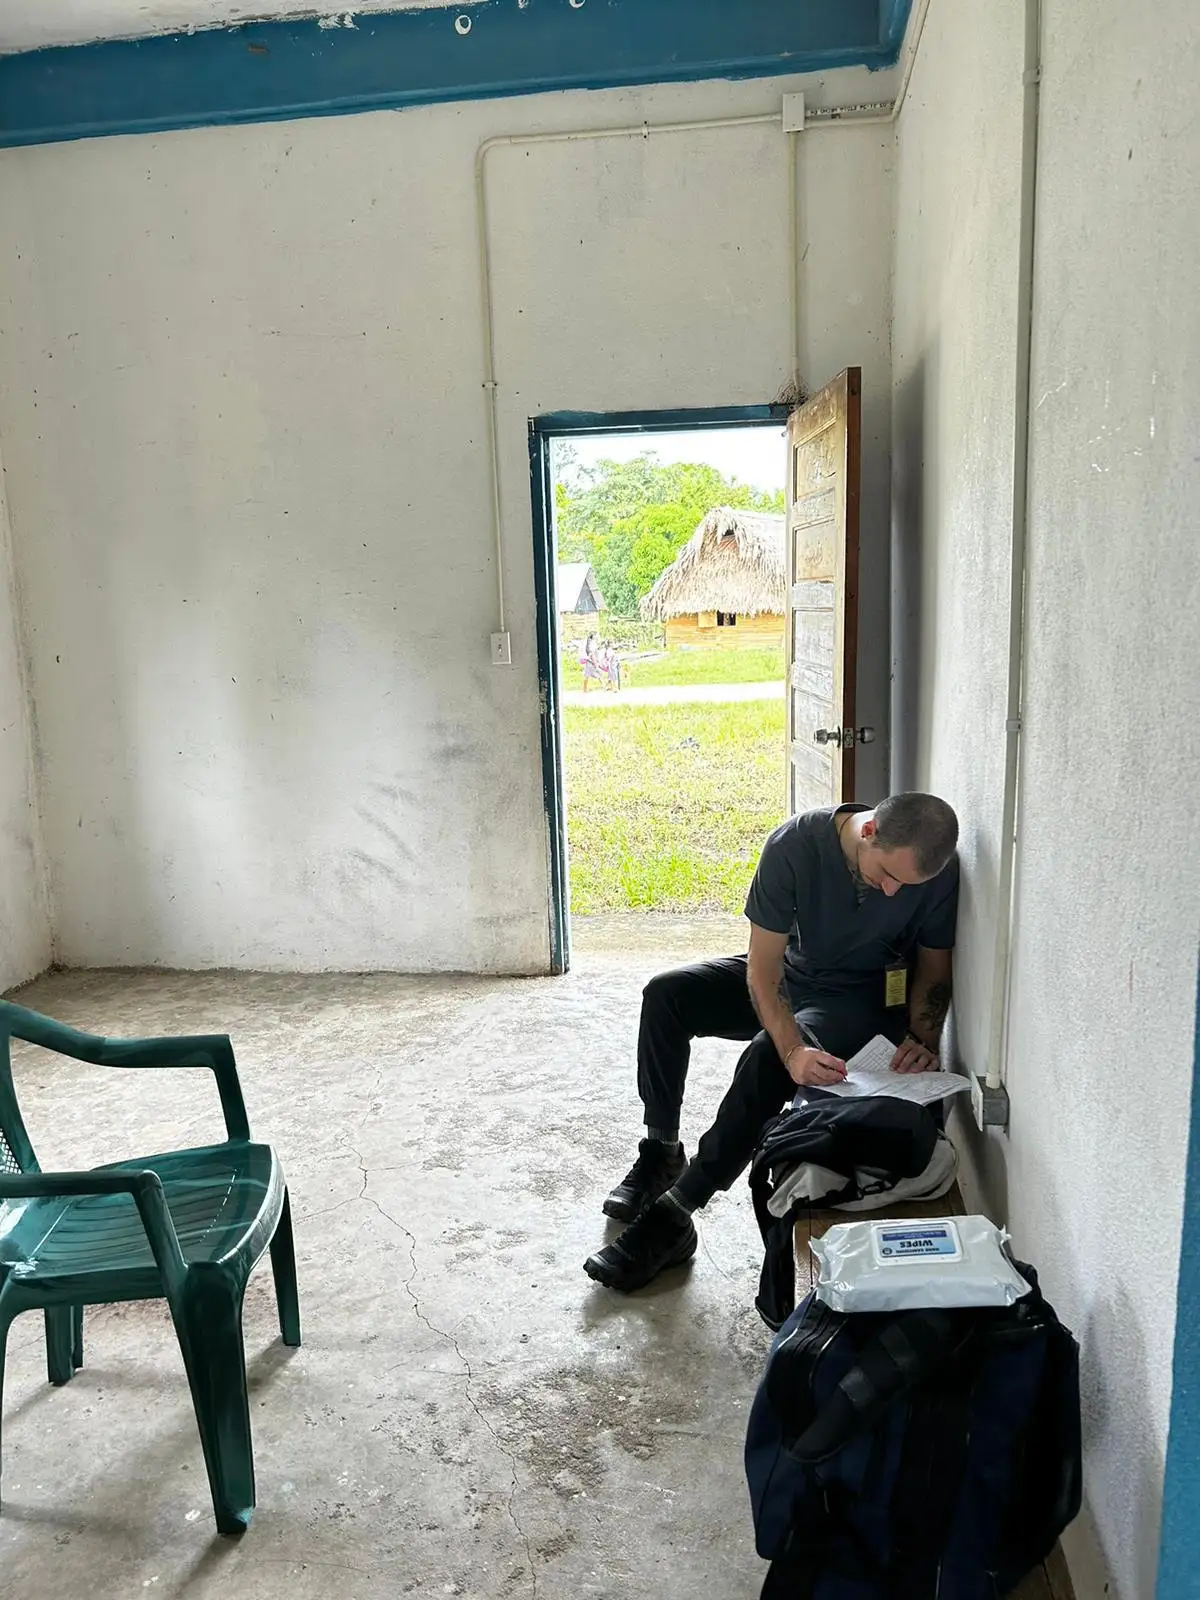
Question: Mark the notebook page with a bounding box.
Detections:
[815,1033,970,1106]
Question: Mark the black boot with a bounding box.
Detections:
[602,1138,687,1223]
[584,1197,698,1292]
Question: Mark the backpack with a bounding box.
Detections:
[744,1265,1082,1599]
[832,1136,957,1215]
[750,1098,948,1329]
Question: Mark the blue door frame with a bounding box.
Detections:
[1158,957,1200,1598]
[528,403,789,975]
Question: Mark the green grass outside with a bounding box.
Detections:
[559,642,784,691]
[563,699,786,914]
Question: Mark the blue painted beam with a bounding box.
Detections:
[879,0,913,54]
[0,0,911,150]
[1157,960,1200,1600]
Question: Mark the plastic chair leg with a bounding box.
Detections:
[45,1306,78,1387]
[0,1307,11,1504]
[269,1188,302,1348]
[171,1276,256,1535]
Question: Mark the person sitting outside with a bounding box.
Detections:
[583,793,959,1292]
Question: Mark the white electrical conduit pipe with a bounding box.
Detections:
[985,0,1043,1093]
[473,3,932,632]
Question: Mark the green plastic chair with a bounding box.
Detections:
[0,999,300,1535]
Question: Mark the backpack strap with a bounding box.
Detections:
[764,1317,978,1598]
[761,1478,895,1599]
[887,1370,974,1598]
[754,1215,797,1331]
[790,1309,962,1465]
[759,1540,821,1600]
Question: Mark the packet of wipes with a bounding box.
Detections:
[810,1215,1031,1313]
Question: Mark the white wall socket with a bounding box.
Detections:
[969,1072,985,1126]
[490,631,512,666]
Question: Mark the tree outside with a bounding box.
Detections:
[553,447,784,619]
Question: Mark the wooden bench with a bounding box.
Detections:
[792,1185,964,1302]
[791,1186,1074,1600]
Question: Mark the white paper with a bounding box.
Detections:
[807,1033,970,1107]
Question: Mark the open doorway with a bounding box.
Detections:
[529,405,791,973]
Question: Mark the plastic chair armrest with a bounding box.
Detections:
[0,1167,188,1287]
[98,1034,251,1142]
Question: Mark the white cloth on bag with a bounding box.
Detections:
[765,1131,959,1219]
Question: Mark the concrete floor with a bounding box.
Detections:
[1,925,775,1599]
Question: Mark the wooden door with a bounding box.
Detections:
[785,368,864,813]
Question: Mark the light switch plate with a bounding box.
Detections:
[782,92,806,133]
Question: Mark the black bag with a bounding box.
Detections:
[750,1098,941,1329]
[744,1264,1082,1599]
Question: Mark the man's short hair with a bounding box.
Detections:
[873,793,959,878]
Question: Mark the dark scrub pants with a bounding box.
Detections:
[637,955,904,1210]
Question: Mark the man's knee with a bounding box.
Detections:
[641,967,687,1014]
[735,1030,790,1093]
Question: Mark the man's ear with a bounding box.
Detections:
[860,816,877,841]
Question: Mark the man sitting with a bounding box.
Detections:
[584,793,959,1292]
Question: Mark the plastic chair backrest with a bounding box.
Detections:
[0,1129,20,1174]
[0,1003,42,1175]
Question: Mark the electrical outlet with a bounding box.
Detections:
[490,631,512,666]
[970,1074,1011,1131]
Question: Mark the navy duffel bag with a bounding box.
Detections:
[745,1263,1081,1598]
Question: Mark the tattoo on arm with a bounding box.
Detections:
[919,982,952,1033]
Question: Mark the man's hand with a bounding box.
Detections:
[890,1035,940,1074]
[785,1044,847,1087]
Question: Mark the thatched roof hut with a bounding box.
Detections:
[641,507,786,622]
[557,561,605,615]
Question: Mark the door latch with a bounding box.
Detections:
[814,726,875,749]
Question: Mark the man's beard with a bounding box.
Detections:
[850,846,873,894]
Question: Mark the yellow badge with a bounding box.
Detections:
[884,965,908,1009]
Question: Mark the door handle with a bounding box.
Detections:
[814,726,876,749]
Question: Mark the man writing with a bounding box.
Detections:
[584,793,959,1292]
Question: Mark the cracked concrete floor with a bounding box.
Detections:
[1,927,774,1600]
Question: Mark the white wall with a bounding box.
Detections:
[891,0,1023,1065]
[893,4,1200,1597]
[0,69,895,972]
[0,445,50,991]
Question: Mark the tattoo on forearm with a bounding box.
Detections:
[918,982,952,1033]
